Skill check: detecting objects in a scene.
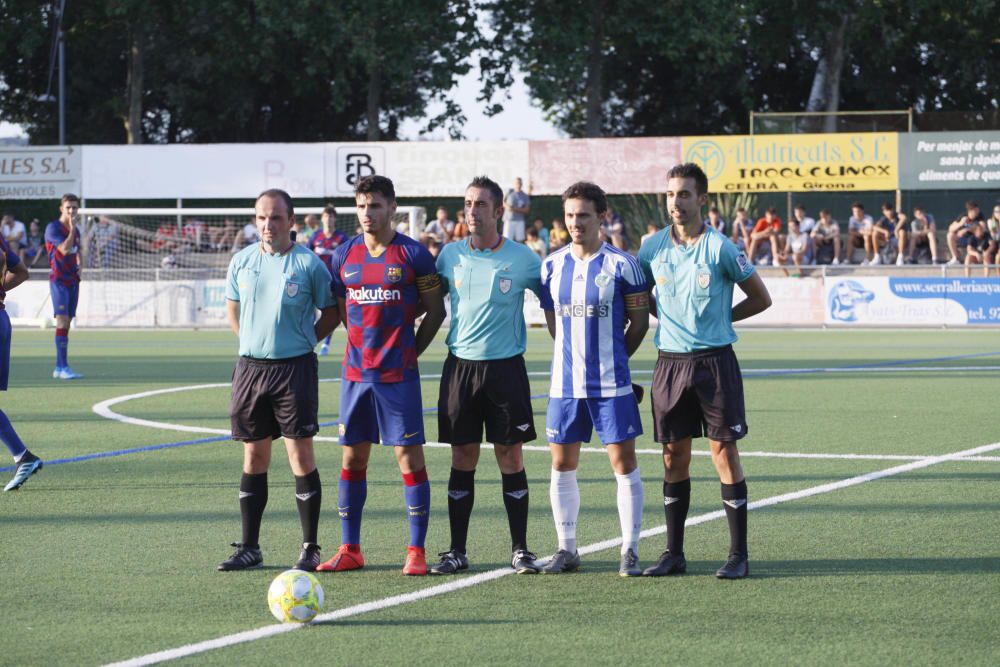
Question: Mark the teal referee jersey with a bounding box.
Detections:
[436,238,542,360]
[637,224,754,353]
[226,243,333,359]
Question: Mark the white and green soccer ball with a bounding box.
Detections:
[267,569,325,623]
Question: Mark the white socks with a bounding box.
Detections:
[549,468,580,553]
[615,468,644,555]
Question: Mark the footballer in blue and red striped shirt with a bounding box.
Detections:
[308,205,348,354]
[318,175,445,577]
[44,194,84,380]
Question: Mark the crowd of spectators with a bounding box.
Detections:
[3,194,998,276]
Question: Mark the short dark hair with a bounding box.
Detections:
[766,206,777,215]
[323,204,337,217]
[60,193,80,206]
[794,202,806,211]
[852,201,865,210]
[561,181,608,215]
[735,207,747,214]
[666,163,708,195]
[819,208,831,216]
[708,206,720,214]
[882,201,894,210]
[257,188,294,217]
[966,200,979,209]
[466,176,504,208]
[355,174,395,201]
[913,204,924,212]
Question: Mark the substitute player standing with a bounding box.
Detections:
[430,176,543,575]
[218,189,338,572]
[0,234,43,491]
[638,163,771,579]
[44,194,84,379]
[308,204,348,356]
[317,175,445,576]
[539,181,650,577]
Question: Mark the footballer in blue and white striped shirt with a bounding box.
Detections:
[538,181,649,576]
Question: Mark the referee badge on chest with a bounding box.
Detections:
[386,266,403,283]
[697,272,711,289]
[498,277,512,293]
[285,282,299,297]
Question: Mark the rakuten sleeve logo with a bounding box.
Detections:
[828,280,875,322]
[348,285,402,304]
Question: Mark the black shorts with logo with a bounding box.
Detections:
[438,353,537,446]
[230,352,319,441]
[651,344,748,443]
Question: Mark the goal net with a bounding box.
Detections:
[72,206,426,279]
[9,206,424,328]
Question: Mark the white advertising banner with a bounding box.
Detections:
[325,141,529,197]
[81,144,327,200]
[0,146,82,199]
[822,276,1000,326]
[80,142,530,200]
[739,277,825,326]
[7,276,998,329]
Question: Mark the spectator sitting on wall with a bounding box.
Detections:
[705,206,727,237]
[776,217,808,276]
[810,209,841,265]
[747,207,783,266]
[847,202,875,265]
[964,221,996,277]
[423,207,449,245]
[525,225,546,259]
[20,219,47,267]
[451,209,469,240]
[549,218,569,250]
[791,204,816,264]
[1,213,26,255]
[906,205,939,265]
[532,217,550,252]
[875,202,905,265]
[946,200,985,266]
[730,207,751,251]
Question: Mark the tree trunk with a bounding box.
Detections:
[366,60,382,141]
[124,23,144,144]
[806,14,849,133]
[584,0,607,137]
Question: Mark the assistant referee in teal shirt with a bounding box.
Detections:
[429,176,544,576]
[218,188,339,574]
[637,164,771,580]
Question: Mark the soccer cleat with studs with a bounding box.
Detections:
[4,455,43,492]
[294,543,322,572]
[511,549,540,574]
[619,548,642,577]
[541,549,581,574]
[217,542,263,571]
[316,544,365,572]
[429,549,469,575]
[715,553,749,579]
[642,550,687,577]
[403,546,427,576]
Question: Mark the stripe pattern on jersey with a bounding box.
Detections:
[540,243,646,398]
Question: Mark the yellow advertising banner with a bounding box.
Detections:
[681,133,899,192]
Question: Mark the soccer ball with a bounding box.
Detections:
[267,569,325,623]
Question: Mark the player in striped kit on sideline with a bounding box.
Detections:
[539,181,650,576]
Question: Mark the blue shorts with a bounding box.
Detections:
[50,281,79,318]
[545,394,643,445]
[339,379,425,446]
[0,310,10,391]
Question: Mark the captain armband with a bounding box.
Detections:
[416,273,442,293]
[624,291,649,311]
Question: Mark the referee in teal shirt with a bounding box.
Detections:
[430,176,544,576]
[637,164,771,580]
[218,189,339,573]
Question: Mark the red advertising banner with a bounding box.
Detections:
[528,137,682,195]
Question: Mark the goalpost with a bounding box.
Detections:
[11,206,425,328]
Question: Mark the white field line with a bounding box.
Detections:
[92,385,1000,462]
[105,439,1000,667]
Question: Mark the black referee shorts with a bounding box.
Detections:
[651,344,748,444]
[230,352,319,442]
[437,353,537,446]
